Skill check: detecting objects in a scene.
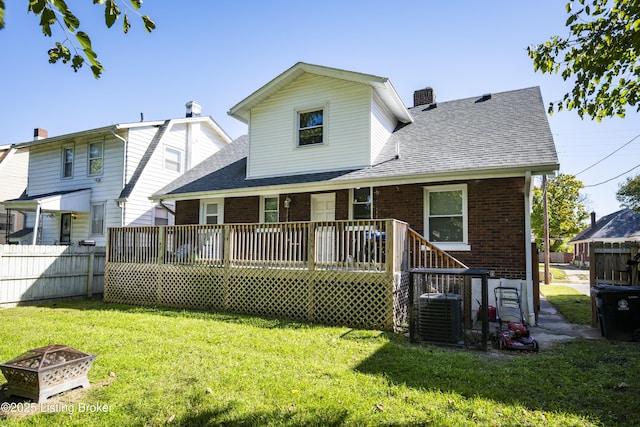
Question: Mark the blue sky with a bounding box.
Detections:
[1,1,639,218]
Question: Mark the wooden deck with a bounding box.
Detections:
[104,219,466,331]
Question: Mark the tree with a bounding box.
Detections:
[0,0,155,79]
[531,174,590,252]
[616,174,640,212]
[528,0,640,121]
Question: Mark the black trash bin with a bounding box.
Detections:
[591,284,640,341]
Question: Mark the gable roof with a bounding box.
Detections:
[228,62,413,124]
[570,208,640,243]
[10,115,232,148]
[153,87,559,201]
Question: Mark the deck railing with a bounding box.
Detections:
[106,219,466,273]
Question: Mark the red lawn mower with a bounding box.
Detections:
[493,287,539,352]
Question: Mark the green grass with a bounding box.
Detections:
[540,284,592,325]
[0,301,638,426]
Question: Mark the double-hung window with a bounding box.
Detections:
[62,146,74,178]
[298,109,323,146]
[351,187,372,220]
[164,147,182,173]
[88,141,103,175]
[424,184,469,250]
[90,203,105,236]
[262,196,279,223]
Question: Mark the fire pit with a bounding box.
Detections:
[0,344,96,402]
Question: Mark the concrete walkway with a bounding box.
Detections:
[532,263,603,350]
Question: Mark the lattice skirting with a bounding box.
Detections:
[104,263,401,331]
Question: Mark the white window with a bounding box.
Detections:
[424,184,470,250]
[164,147,182,173]
[261,196,279,223]
[201,200,223,225]
[62,146,74,178]
[88,141,103,175]
[90,203,105,236]
[351,187,372,220]
[154,206,169,226]
[297,109,323,146]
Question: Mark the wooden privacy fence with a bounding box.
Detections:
[590,241,640,286]
[105,219,466,331]
[0,245,106,307]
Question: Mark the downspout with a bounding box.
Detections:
[523,171,536,326]
[112,129,128,226]
[32,203,41,245]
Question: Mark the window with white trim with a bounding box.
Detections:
[88,141,103,175]
[351,187,372,219]
[164,147,182,173]
[424,184,469,249]
[202,201,222,225]
[297,109,323,146]
[90,203,105,236]
[62,146,74,178]
[261,196,279,223]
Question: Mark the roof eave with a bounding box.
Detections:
[152,164,559,202]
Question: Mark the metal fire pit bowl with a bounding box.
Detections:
[0,344,96,402]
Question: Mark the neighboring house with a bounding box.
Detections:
[151,63,559,321]
[571,209,640,266]
[0,144,29,243]
[2,102,232,246]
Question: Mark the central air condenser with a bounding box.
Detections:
[418,293,463,344]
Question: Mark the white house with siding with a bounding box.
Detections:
[3,102,232,246]
[0,144,29,243]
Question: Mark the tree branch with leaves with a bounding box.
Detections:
[0,0,155,79]
[528,0,640,121]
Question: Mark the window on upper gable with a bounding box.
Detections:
[351,187,373,220]
[298,109,323,146]
[164,147,182,173]
[424,184,470,251]
[88,141,103,175]
[262,196,279,223]
[62,146,74,178]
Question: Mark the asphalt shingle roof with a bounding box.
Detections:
[153,86,558,198]
[571,208,640,242]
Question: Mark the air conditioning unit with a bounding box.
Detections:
[418,293,463,344]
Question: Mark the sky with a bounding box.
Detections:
[1,1,639,219]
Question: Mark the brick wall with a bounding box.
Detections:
[175,200,199,225]
[225,197,260,223]
[172,177,528,277]
[455,177,526,278]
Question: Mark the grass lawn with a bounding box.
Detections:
[1,301,639,426]
[540,285,592,325]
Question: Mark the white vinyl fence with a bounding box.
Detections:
[0,245,105,307]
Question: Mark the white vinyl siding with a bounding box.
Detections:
[370,94,396,163]
[247,73,372,178]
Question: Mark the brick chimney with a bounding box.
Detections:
[185,101,202,118]
[33,128,48,140]
[413,87,435,107]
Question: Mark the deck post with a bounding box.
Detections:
[157,226,165,265]
[308,223,316,271]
